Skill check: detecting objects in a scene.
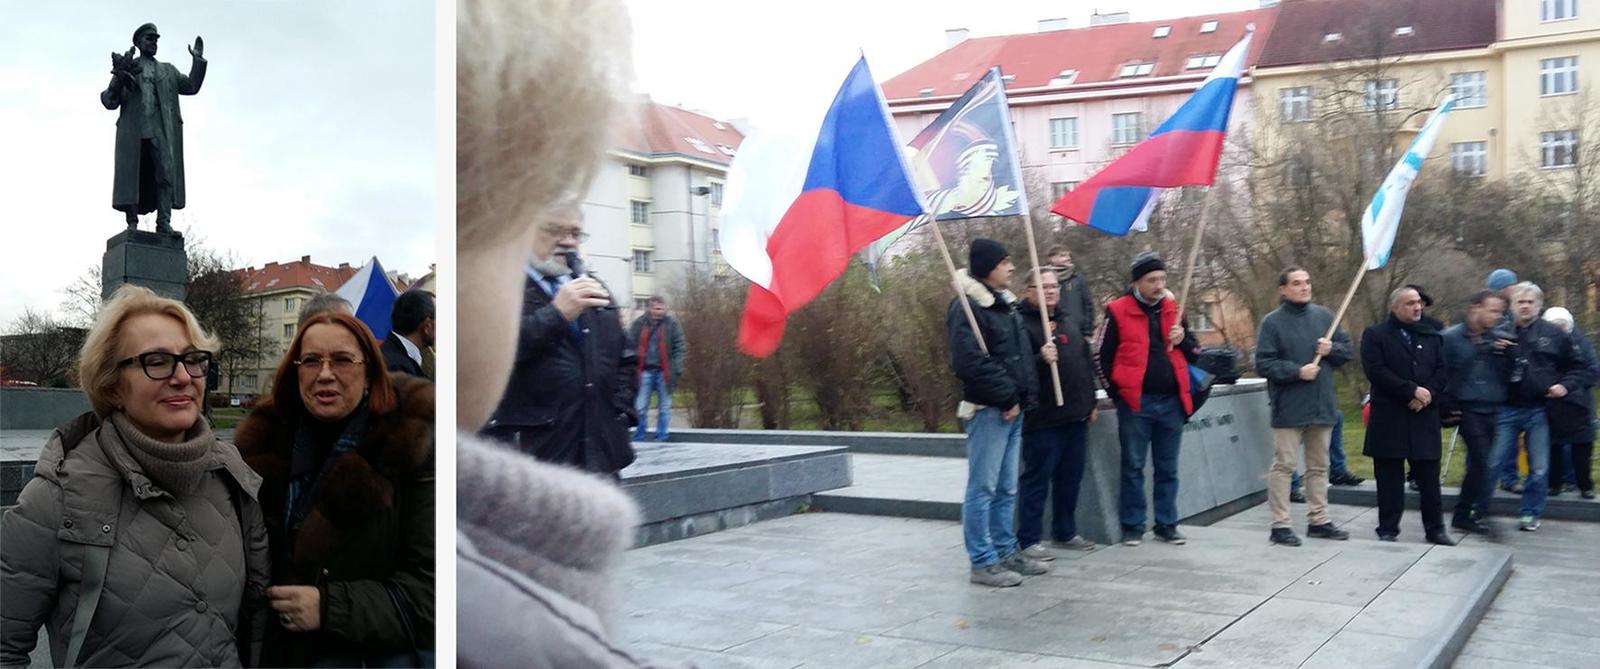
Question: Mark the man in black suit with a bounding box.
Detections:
[1361,286,1454,545]
[382,289,435,379]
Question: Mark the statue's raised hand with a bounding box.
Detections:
[189,35,204,59]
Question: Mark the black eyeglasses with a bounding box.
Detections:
[294,353,365,375]
[118,350,213,381]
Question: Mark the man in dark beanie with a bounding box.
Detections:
[948,238,1054,587]
[1099,250,1199,546]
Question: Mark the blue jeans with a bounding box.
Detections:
[1117,394,1185,530]
[632,369,671,440]
[1293,414,1347,490]
[1492,406,1550,516]
[963,407,1022,567]
[1017,421,1089,547]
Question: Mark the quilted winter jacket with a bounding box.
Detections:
[235,374,436,667]
[0,412,270,668]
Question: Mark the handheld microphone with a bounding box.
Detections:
[562,251,587,278]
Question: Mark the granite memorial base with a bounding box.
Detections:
[621,441,851,547]
[103,229,186,301]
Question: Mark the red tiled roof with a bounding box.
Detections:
[235,256,358,295]
[882,8,1279,102]
[618,101,745,165]
[1256,0,1496,68]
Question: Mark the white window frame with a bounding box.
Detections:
[1450,72,1487,108]
[1394,26,1415,37]
[1364,79,1399,111]
[1541,57,1579,97]
[1194,302,1216,331]
[1541,130,1578,168]
[632,250,654,273]
[282,324,294,340]
[1111,112,1143,146]
[1200,20,1219,33]
[627,163,648,177]
[1050,181,1079,201]
[1543,0,1579,21]
[1449,141,1487,177]
[1186,54,1222,70]
[1118,62,1155,78]
[709,182,724,207]
[1048,117,1079,149]
[1279,87,1313,122]
[1153,25,1171,38]
[630,200,650,225]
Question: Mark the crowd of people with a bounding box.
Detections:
[0,285,437,667]
[948,242,1599,588]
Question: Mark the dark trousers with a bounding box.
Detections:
[1454,411,1498,521]
[1017,421,1089,547]
[1374,457,1443,537]
[1549,442,1595,492]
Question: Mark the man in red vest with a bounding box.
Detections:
[1099,251,1198,546]
[628,296,687,441]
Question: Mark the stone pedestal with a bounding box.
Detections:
[103,230,186,301]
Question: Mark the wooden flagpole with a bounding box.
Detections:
[1020,216,1065,406]
[1174,187,1213,325]
[1308,253,1374,367]
[929,218,988,355]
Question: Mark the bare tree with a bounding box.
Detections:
[670,268,750,428]
[1,308,85,387]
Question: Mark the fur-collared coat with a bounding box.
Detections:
[235,374,435,666]
[947,268,1039,412]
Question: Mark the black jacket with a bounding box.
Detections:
[1506,318,1592,407]
[1056,270,1097,340]
[484,274,639,474]
[380,334,424,378]
[1253,299,1352,428]
[1550,329,1599,444]
[1361,315,1447,460]
[948,270,1039,412]
[627,314,687,384]
[1019,299,1097,430]
[1440,323,1509,413]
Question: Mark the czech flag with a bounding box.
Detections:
[720,56,925,357]
[335,256,400,341]
[1050,29,1254,235]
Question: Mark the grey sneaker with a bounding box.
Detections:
[1000,551,1050,576]
[1153,524,1188,545]
[1019,543,1056,561]
[1050,536,1097,552]
[1519,515,1540,532]
[970,564,1023,587]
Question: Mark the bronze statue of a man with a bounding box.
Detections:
[102,23,207,234]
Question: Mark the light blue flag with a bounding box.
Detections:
[1362,97,1456,270]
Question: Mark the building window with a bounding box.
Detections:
[1394,26,1415,37]
[715,144,737,157]
[1364,79,1399,111]
[1112,112,1143,146]
[242,374,257,390]
[1051,69,1079,86]
[1450,142,1487,177]
[627,163,648,177]
[1200,20,1219,33]
[632,250,653,273]
[1450,72,1487,108]
[1541,130,1578,168]
[1324,32,1343,42]
[1048,117,1079,149]
[1194,302,1215,331]
[1118,62,1155,78]
[1050,181,1079,201]
[283,324,294,340]
[1279,87,1313,122]
[1153,25,1171,38]
[1543,0,1578,21]
[283,297,295,313]
[634,298,651,311]
[709,182,724,207]
[630,200,650,225]
[684,136,716,154]
[1185,54,1222,70]
[1541,57,1579,96]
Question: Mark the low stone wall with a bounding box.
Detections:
[1,388,90,430]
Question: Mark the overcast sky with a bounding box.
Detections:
[625,0,1265,122]
[0,1,435,327]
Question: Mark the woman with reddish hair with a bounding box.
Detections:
[235,311,435,667]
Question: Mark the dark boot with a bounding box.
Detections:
[1270,528,1301,546]
[1307,523,1350,540]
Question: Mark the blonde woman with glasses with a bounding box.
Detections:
[0,285,270,668]
[234,310,434,667]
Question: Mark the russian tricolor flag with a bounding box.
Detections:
[335,256,400,341]
[1051,29,1254,235]
[720,56,925,357]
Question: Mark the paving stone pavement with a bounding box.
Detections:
[617,502,1520,668]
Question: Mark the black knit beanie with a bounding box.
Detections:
[969,238,1009,280]
[1130,251,1165,281]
